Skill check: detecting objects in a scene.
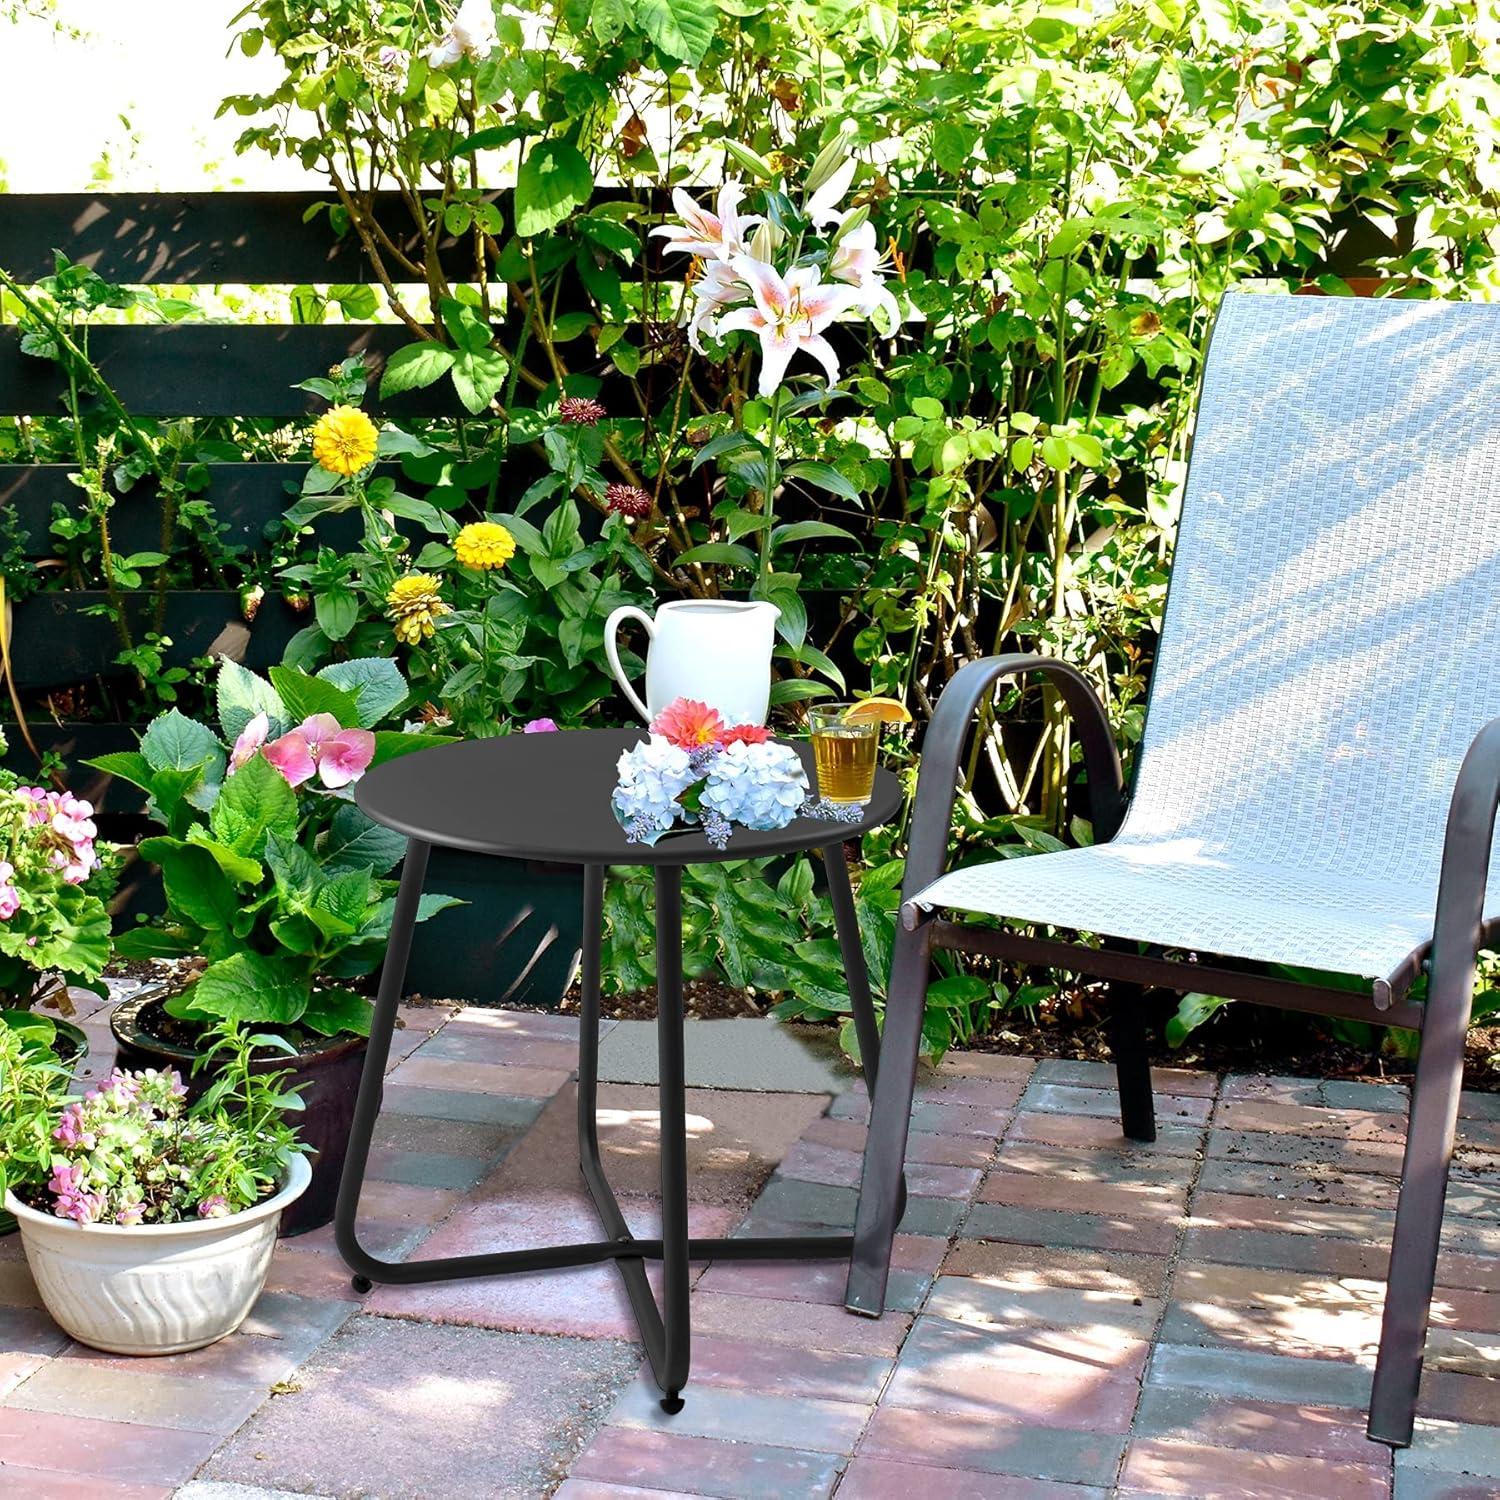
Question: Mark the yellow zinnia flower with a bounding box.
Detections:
[311,405,379,477]
[386,573,450,645]
[454,521,517,571]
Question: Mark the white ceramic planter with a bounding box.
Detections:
[3,1154,311,1356]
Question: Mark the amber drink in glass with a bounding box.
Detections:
[808,705,879,805]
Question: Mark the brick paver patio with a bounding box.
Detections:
[3,988,1499,1498]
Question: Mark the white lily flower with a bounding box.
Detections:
[718,256,860,395]
[830,219,902,337]
[651,182,762,262]
[804,156,857,229]
[426,0,498,67]
[682,259,750,353]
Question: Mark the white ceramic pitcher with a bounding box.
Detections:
[604,599,781,727]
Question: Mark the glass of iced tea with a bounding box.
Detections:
[808,703,880,805]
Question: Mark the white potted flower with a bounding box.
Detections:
[2,1021,309,1355]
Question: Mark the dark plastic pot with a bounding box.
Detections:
[108,993,366,1237]
[0,1016,89,1236]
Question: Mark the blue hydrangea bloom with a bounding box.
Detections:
[700,741,809,831]
[612,735,696,845]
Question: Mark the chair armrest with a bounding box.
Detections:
[901,653,1126,914]
[1428,717,1500,1013]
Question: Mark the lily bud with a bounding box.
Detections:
[831,204,870,246]
[803,121,856,198]
[722,139,778,182]
[750,219,784,260]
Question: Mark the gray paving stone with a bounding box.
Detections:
[1396,1419,1500,1476]
[1146,1341,1372,1408]
[596,1017,851,1093]
[925,1274,1163,1337]
[369,1148,492,1190]
[1394,1467,1500,1498]
[378,1083,548,1127]
[176,1485,332,1500]
[606,1377,870,1453]
[739,1177,964,1237]
[203,1317,638,1499]
[6,1358,266,1435]
[1322,1079,1408,1113]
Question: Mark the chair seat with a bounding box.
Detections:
[911,841,1460,982]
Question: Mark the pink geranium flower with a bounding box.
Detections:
[719,257,860,395]
[651,698,725,750]
[263,714,376,790]
[0,860,18,921]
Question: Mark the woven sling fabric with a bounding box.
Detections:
[915,292,1500,982]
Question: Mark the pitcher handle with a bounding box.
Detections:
[603,605,655,723]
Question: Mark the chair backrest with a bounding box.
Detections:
[1121,291,1500,897]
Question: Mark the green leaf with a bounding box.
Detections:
[768,679,835,704]
[513,139,593,238]
[1166,991,1233,1048]
[138,837,239,934]
[637,0,717,63]
[770,520,856,548]
[313,866,374,930]
[265,828,321,902]
[184,827,264,887]
[189,951,310,1027]
[378,343,453,402]
[320,802,408,874]
[269,665,361,726]
[141,710,226,778]
[370,730,451,768]
[451,347,510,414]
[300,986,373,1038]
[318,658,408,728]
[674,542,757,569]
[209,754,298,860]
[216,659,285,742]
[783,461,861,502]
[83,750,154,793]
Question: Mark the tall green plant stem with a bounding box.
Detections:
[756,385,786,588]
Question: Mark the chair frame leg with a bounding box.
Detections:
[845,917,931,1316]
[1368,957,1476,1447]
[1108,980,1156,1143]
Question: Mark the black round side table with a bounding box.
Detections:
[335,727,903,1412]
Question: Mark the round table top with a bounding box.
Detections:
[354,727,904,866]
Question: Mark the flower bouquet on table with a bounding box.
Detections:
[611,698,860,849]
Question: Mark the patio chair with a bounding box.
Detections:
[844,290,1500,1448]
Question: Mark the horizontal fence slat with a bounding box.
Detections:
[0,454,565,557]
[0,193,1400,290]
[8,590,305,688]
[0,462,398,556]
[0,190,662,285]
[0,324,468,417]
[0,322,685,418]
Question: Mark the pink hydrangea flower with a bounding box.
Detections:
[228,711,270,773]
[523,718,559,733]
[263,714,375,790]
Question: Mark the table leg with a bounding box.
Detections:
[336,837,430,1291]
[823,840,882,1092]
[654,864,691,1412]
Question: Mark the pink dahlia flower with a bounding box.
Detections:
[650,698,725,750]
